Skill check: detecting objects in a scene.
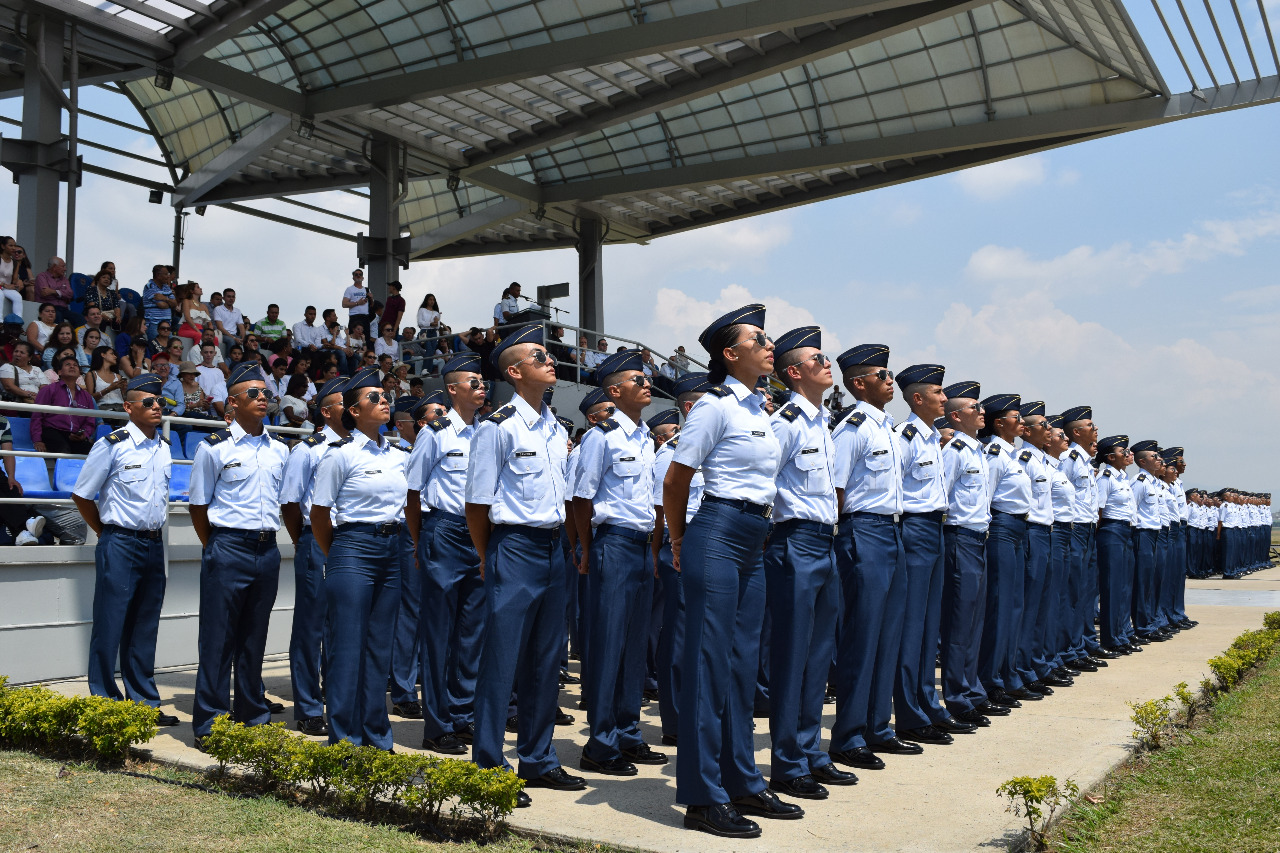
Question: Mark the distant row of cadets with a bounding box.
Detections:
[69,307,1273,840]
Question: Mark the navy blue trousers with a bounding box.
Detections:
[473,525,566,778]
[1066,524,1095,659]
[325,527,401,749]
[1131,528,1162,635]
[940,525,987,715]
[894,513,947,731]
[289,527,327,720]
[979,512,1026,692]
[646,563,663,692]
[1015,522,1053,685]
[418,510,487,741]
[87,527,167,706]
[583,525,654,763]
[1047,523,1073,669]
[1155,528,1175,626]
[764,519,840,781]
[655,540,683,739]
[1096,521,1135,649]
[1170,524,1188,621]
[192,530,280,736]
[830,512,906,751]
[389,528,421,706]
[675,500,768,806]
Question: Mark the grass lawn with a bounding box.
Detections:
[0,751,597,853]
[1051,650,1280,853]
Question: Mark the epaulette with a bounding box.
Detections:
[424,417,449,432]
[273,432,290,443]
[303,433,326,447]
[666,435,680,449]
[105,427,128,444]
[391,442,410,452]
[596,417,619,432]
[776,402,802,423]
[1102,469,1112,478]
[846,410,866,428]
[329,435,354,448]
[705,384,731,397]
[900,423,918,441]
[1137,474,1147,482]
[1069,449,1080,461]
[1018,450,1032,464]
[484,403,516,424]
[203,428,231,445]
[986,444,1001,456]
[160,434,170,445]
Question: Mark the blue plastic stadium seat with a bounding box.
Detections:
[94,423,114,441]
[15,456,68,499]
[183,431,205,461]
[169,464,191,501]
[167,434,185,460]
[119,288,142,311]
[69,272,91,302]
[54,458,85,493]
[6,417,33,450]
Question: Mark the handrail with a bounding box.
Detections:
[0,400,312,435]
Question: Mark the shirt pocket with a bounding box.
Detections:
[793,451,830,495]
[219,464,250,485]
[508,452,548,501]
[611,458,643,499]
[864,445,893,485]
[908,458,937,483]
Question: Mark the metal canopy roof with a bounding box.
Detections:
[2,0,1278,260]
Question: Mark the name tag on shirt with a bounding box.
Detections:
[800,447,819,455]
[871,449,888,456]
[620,456,636,462]
[124,464,142,470]
[223,462,242,469]
[965,468,980,474]
[446,451,464,457]
[917,460,933,467]
[364,469,382,476]
[750,430,766,437]
[515,451,537,458]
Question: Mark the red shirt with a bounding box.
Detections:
[380,294,406,334]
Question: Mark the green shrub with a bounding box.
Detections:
[76,695,158,760]
[1128,696,1175,749]
[453,764,524,829]
[0,678,158,761]
[1172,681,1200,729]
[997,775,1079,851]
[1263,611,1280,630]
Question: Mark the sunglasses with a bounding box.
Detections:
[731,332,771,349]
[447,377,485,390]
[956,403,984,413]
[131,396,160,408]
[610,375,651,388]
[514,348,557,368]
[862,369,894,382]
[361,391,391,404]
[793,352,830,369]
[235,387,274,400]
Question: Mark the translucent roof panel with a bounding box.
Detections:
[125,77,273,174]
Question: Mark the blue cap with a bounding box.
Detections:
[226,361,266,389]
[896,363,944,390]
[772,326,821,358]
[646,408,680,429]
[943,380,980,400]
[316,376,348,402]
[393,395,420,414]
[981,393,1021,414]
[830,407,856,430]
[698,304,765,353]
[490,323,544,368]
[126,372,163,395]
[836,344,889,371]
[347,366,382,391]
[441,352,482,376]
[674,371,714,397]
[1131,439,1159,453]
[1165,446,1184,458]
[1046,413,1064,429]
[1019,400,1046,418]
[579,386,611,415]
[1160,447,1181,463]
[933,416,951,431]
[1097,435,1129,453]
[3,313,22,325]
[556,415,575,433]
[596,348,644,379]
[1061,405,1092,424]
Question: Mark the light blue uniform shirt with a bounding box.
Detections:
[1046,456,1075,523]
[278,425,343,526]
[573,411,656,532]
[672,376,781,507]
[984,436,1032,515]
[1018,444,1054,525]
[406,408,476,515]
[895,412,945,514]
[160,375,185,417]
[653,437,703,525]
[1096,464,1136,522]
[1160,482,1178,527]
[73,422,173,531]
[1170,477,1188,522]
[770,392,837,525]
[311,430,409,526]
[465,393,568,528]
[1130,471,1164,529]
[941,433,990,532]
[832,400,902,516]
[189,420,290,529]
[1059,443,1097,524]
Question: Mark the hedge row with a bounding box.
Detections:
[0,676,159,761]
[1205,613,1280,692]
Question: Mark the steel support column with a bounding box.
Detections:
[577,216,604,342]
[365,134,403,307]
[17,13,64,269]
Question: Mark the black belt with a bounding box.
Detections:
[211,526,276,543]
[336,521,402,536]
[991,508,1029,522]
[428,508,467,525]
[493,523,563,540]
[596,523,653,544]
[1179,520,1188,528]
[102,524,162,541]
[902,510,946,523]
[1099,518,1131,528]
[944,525,988,541]
[841,510,897,524]
[1057,521,1074,530]
[703,494,772,519]
[773,518,837,538]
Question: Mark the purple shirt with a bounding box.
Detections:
[35,271,72,307]
[31,381,97,442]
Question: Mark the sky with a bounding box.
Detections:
[1,8,1278,500]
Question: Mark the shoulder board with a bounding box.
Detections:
[596,417,619,432]
[203,428,231,445]
[105,427,129,444]
[705,384,731,397]
[1102,469,1112,478]
[986,444,1001,456]
[424,417,449,432]
[273,432,290,444]
[665,435,680,449]
[900,423,918,441]
[1069,449,1080,461]
[484,403,516,424]
[776,402,801,423]
[1137,474,1147,482]
[391,442,410,452]
[328,435,354,448]
[847,410,866,428]
[1018,450,1032,463]
[303,433,326,447]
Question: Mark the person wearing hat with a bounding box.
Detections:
[406,353,488,754]
[976,392,1036,706]
[1042,415,1086,677]
[1058,405,1110,668]
[650,372,714,748]
[829,344,916,771]
[934,416,955,448]
[937,381,997,726]
[309,367,409,749]
[278,376,350,737]
[189,361,292,745]
[70,373,179,727]
[1094,436,1139,655]
[663,306,793,837]
[1129,440,1173,639]
[642,407,680,702]
[1160,448,1194,625]
[1154,454,1183,624]
[762,327,857,800]
[465,323,583,807]
[572,348,663,777]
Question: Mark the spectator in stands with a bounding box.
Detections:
[120,338,151,379]
[374,321,400,361]
[317,360,341,387]
[152,353,183,418]
[0,236,21,317]
[142,265,176,339]
[165,337,185,365]
[582,337,608,381]
[640,348,659,379]
[77,305,114,351]
[293,305,324,357]
[462,326,497,376]
[177,361,215,424]
[114,316,144,358]
[31,355,96,455]
[265,355,290,401]
[279,373,312,431]
[360,349,377,370]
[0,413,48,546]
[43,346,81,387]
[27,302,57,350]
[669,345,691,376]
[12,245,33,301]
[176,282,217,347]
[417,292,441,339]
[380,370,400,400]
[76,328,102,368]
[0,340,47,402]
[84,268,122,329]
[0,313,22,361]
[826,384,845,412]
[347,321,368,356]
[86,345,126,412]
[197,328,227,377]
[392,362,411,395]
[380,280,406,335]
[41,322,76,369]
[148,320,175,358]
[192,345,227,418]
[243,332,264,362]
[226,344,246,371]
[321,317,352,374]
[254,303,288,345]
[287,354,316,401]
[35,257,79,325]
[214,288,247,353]
[408,377,424,398]
[342,269,370,329]
[377,353,394,381]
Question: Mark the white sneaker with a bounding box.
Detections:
[15,531,38,546]
[25,516,45,538]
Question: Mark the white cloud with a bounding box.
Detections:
[1223,284,1280,306]
[951,155,1047,200]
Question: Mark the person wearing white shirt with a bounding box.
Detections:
[195,342,229,417]
[374,323,401,361]
[213,288,246,353]
[1094,436,1139,654]
[292,306,325,354]
[341,270,370,326]
[493,282,521,326]
[1058,405,1108,666]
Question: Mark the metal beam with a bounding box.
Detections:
[195,171,373,204]
[4,0,170,57]
[172,113,293,206]
[170,0,299,66]
[0,64,152,100]
[178,55,305,115]
[408,197,526,257]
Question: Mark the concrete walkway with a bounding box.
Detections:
[41,566,1280,852]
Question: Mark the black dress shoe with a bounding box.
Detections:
[661,733,678,747]
[391,700,423,718]
[683,804,760,838]
[266,701,285,715]
[555,709,575,726]
[1026,681,1054,696]
[1131,635,1151,645]
[580,754,637,776]
[934,716,978,734]
[505,715,519,733]
[730,789,804,820]
[193,736,208,754]
[642,687,659,701]
[525,766,587,791]
[957,709,991,727]
[621,743,668,765]
[453,723,474,744]
[1181,619,1197,628]
[1043,674,1073,687]
[296,716,328,736]
[975,701,1011,717]
[811,763,858,785]
[769,774,828,800]
[558,670,581,685]
[1094,648,1123,660]
[156,712,180,727]
[986,690,1022,708]
[1057,664,1082,677]
[516,790,532,808]
[830,747,885,770]
[422,733,466,755]
[868,736,925,755]
[898,726,953,745]
[1070,658,1098,672]
[1006,687,1042,701]
[1086,656,1109,667]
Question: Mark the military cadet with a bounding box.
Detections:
[763,327,858,800]
[1186,490,1206,578]
[1218,489,1240,578]
[1161,448,1194,627]
[643,407,680,701]
[934,416,955,448]
[829,344,916,770]
[310,367,409,749]
[1155,454,1183,628]
[1043,415,1085,679]
[466,323,584,808]
[572,348,665,776]
[1128,441,1171,640]
[405,353,487,755]
[651,372,713,748]
[937,382,997,726]
[1059,406,1111,667]
[71,373,178,726]
[1094,436,1139,654]
[279,376,349,737]
[190,361,292,745]
[977,393,1036,706]
[647,409,679,446]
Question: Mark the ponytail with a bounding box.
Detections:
[701,324,741,385]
